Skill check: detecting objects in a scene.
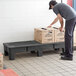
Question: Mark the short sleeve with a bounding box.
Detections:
[53,7,59,15]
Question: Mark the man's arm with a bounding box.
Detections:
[48,13,64,31]
[57,14,64,29]
[48,17,58,27]
[51,17,59,25]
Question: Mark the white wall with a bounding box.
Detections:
[0,0,67,53]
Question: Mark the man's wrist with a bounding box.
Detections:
[50,24,52,26]
[61,26,63,28]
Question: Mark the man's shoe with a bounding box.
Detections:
[61,56,73,61]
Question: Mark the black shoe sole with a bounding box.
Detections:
[61,57,73,61]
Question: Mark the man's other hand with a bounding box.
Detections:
[59,27,63,32]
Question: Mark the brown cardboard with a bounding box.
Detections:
[54,28,65,42]
[34,28,54,43]
[0,64,3,70]
[0,53,3,70]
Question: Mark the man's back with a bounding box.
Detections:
[53,3,76,20]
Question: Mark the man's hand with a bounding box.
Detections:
[47,24,52,28]
[59,27,63,32]
[47,17,59,28]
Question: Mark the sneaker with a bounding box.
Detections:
[61,56,73,61]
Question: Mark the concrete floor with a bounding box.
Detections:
[4,50,76,76]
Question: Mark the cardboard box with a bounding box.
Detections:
[34,28,54,43]
[0,53,3,70]
[0,69,19,76]
[0,64,3,70]
[74,30,76,46]
[54,28,65,42]
[0,53,3,63]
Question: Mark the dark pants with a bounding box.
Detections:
[65,17,76,57]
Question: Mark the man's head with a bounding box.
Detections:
[49,0,57,10]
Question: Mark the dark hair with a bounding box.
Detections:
[49,0,57,9]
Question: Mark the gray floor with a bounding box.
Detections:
[4,50,76,76]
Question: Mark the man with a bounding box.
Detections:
[48,0,76,60]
